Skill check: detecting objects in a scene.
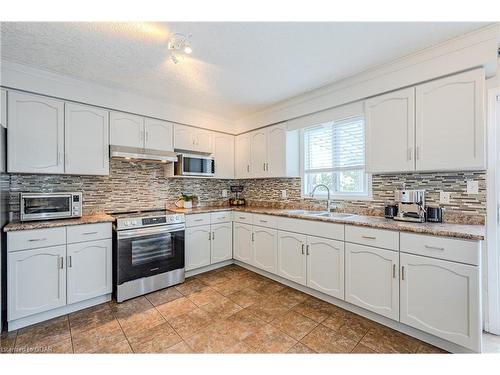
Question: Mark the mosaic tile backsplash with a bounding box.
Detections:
[4,160,486,224]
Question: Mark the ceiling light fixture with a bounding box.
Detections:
[167,33,192,64]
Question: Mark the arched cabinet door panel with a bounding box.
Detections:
[185,225,211,271]
[145,118,173,152]
[233,222,253,264]
[210,223,233,264]
[277,231,306,286]
[253,227,278,273]
[110,111,144,148]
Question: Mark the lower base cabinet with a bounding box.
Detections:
[67,239,112,305]
[8,245,67,321]
[345,243,399,320]
[210,223,233,264]
[252,226,278,273]
[277,231,307,285]
[400,253,480,351]
[185,225,211,271]
[233,222,253,264]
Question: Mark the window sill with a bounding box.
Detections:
[302,194,373,201]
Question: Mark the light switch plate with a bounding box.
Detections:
[440,191,451,204]
[222,189,228,198]
[466,180,479,194]
[281,190,287,199]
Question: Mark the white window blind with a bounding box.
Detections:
[303,116,369,197]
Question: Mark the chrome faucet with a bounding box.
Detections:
[310,184,333,212]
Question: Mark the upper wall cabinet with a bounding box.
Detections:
[65,103,109,175]
[109,112,144,149]
[1,89,6,128]
[144,118,174,152]
[235,123,299,179]
[174,124,213,154]
[8,92,65,174]
[212,132,235,179]
[366,87,415,173]
[415,69,485,171]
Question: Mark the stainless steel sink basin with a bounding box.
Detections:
[287,210,324,215]
[310,212,354,219]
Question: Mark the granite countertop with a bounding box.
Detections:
[167,205,485,241]
[3,213,115,232]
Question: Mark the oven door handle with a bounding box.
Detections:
[117,224,185,239]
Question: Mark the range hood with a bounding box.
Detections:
[110,145,178,163]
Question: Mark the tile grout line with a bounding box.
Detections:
[67,314,75,354]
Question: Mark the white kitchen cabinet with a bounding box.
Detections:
[365,87,415,173]
[213,132,235,179]
[67,239,112,305]
[144,118,173,151]
[210,223,233,264]
[174,124,213,153]
[415,68,485,171]
[267,124,300,178]
[8,245,66,321]
[65,103,109,175]
[233,222,253,264]
[235,133,252,178]
[252,226,278,274]
[110,111,144,148]
[400,253,480,351]
[250,129,268,178]
[306,236,344,299]
[345,243,399,320]
[1,89,6,127]
[277,231,307,286]
[185,225,212,271]
[7,91,65,174]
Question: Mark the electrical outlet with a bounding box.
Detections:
[281,190,287,199]
[440,191,451,204]
[466,180,479,194]
[221,189,228,198]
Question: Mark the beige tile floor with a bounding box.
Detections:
[0,265,447,354]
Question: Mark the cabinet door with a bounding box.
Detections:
[185,225,211,271]
[267,124,287,177]
[213,133,235,179]
[415,68,485,171]
[253,226,278,274]
[233,222,253,264]
[250,129,268,178]
[174,124,195,151]
[235,133,252,178]
[8,91,64,174]
[345,243,399,320]
[1,89,6,127]
[144,118,173,151]
[110,111,144,148]
[365,87,415,173]
[400,253,480,351]
[67,239,112,305]
[210,223,232,264]
[194,128,213,154]
[277,231,307,285]
[65,103,109,175]
[306,236,344,299]
[8,245,66,321]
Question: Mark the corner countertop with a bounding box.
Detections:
[3,213,115,232]
[167,205,485,241]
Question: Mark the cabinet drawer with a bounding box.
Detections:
[67,223,112,244]
[253,214,277,228]
[345,225,399,251]
[233,212,253,224]
[400,232,480,266]
[185,213,211,227]
[277,217,344,241]
[210,211,233,223]
[8,227,66,252]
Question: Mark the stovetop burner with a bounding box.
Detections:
[110,209,170,219]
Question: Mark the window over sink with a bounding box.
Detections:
[302,115,371,199]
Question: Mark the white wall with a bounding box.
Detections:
[0,60,236,134]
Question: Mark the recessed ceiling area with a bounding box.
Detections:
[0,22,489,121]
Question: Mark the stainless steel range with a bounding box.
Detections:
[112,210,185,303]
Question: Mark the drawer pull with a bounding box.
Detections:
[401,266,405,281]
[259,220,268,223]
[82,231,98,235]
[28,238,47,242]
[301,244,305,255]
[306,244,310,256]
[239,216,246,220]
[194,219,204,222]
[59,257,64,269]
[424,245,445,251]
[392,264,396,278]
[361,235,376,240]
[68,256,72,268]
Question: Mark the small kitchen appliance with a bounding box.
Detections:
[229,185,246,206]
[112,210,185,302]
[20,192,82,221]
[174,154,215,177]
[384,204,398,219]
[426,206,443,223]
[394,189,426,223]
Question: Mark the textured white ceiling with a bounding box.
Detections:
[0,22,488,121]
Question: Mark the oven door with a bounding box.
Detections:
[20,194,73,221]
[116,224,185,284]
[178,154,215,176]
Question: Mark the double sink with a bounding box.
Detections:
[286,210,355,219]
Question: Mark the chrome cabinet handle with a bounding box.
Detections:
[259,220,268,223]
[28,238,47,242]
[361,235,376,240]
[306,245,310,255]
[301,244,305,255]
[252,233,255,242]
[212,232,215,240]
[247,165,250,173]
[82,231,98,235]
[424,245,445,251]
[208,232,211,241]
[392,264,396,278]
[407,147,412,161]
[194,219,204,222]
[401,266,405,281]
[59,257,64,269]
[238,216,246,220]
[263,163,266,171]
[68,256,72,268]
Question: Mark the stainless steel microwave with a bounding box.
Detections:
[174,154,215,177]
[20,192,83,222]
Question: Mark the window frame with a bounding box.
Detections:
[299,115,372,201]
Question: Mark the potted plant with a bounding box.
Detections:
[175,193,197,209]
